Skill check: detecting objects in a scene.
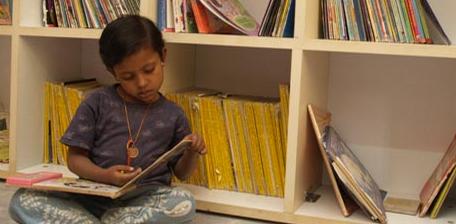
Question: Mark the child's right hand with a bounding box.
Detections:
[104,165,142,186]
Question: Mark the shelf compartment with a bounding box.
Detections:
[302,39,456,59]
[163,32,297,49]
[180,183,293,223]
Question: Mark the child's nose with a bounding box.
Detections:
[136,74,148,87]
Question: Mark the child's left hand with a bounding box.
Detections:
[185,134,207,155]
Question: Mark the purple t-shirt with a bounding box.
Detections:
[60,84,191,186]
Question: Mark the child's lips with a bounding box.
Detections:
[138,90,153,98]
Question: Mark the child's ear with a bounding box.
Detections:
[161,48,167,65]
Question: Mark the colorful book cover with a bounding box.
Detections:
[419,135,456,216]
[324,126,386,223]
[199,0,259,35]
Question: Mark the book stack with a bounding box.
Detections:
[157,0,295,37]
[43,79,101,165]
[42,0,140,28]
[321,0,450,44]
[166,85,289,197]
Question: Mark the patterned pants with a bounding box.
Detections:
[9,185,196,224]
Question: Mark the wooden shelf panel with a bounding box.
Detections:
[0,165,9,178]
[295,185,456,224]
[0,26,13,36]
[303,39,456,59]
[179,184,294,223]
[163,32,297,49]
[17,27,102,39]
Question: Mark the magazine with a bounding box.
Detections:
[199,0,259,35]
[8,139,192,199]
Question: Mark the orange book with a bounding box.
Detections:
[190,0,211,33]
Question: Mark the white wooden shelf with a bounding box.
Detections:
[179,183,293,223]
[0,26,13,36]
[17,27,102,39]
[163,32,297,49]
[302,39,456,59]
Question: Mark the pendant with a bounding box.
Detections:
[126,139,139,158]
[127,146,139,158]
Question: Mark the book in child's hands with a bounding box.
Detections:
[7,139,192,199]
[6,171,63,186]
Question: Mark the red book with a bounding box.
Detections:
[6,171,63,186]
[190,0,211,33]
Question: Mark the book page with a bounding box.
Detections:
[33,177,121,198]
[119,139,192,192]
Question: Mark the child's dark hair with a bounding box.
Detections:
[99,15,165,70]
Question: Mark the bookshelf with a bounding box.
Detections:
[1,0,455,223]
[0,35,11,177]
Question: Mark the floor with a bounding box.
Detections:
[0,180,276,224]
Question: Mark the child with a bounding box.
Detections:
[9,15,206,224]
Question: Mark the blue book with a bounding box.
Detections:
[157,0,167,31]
[283,0,295,37]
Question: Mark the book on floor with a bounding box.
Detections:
[7,139,192,199]
[308,104,386,223]
[419,134,456,217]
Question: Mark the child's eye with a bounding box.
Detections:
[119,74,134,81]
[144,67,156,74]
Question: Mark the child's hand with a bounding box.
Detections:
[185,134,207,155]
[104,165,142,186]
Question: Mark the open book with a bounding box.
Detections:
[7,139,192,199]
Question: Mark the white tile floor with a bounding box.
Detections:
[0,180,276,224]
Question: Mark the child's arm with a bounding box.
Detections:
[173,134,207,180]
[68,146,142,186]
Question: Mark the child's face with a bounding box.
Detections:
[112,46,165,103]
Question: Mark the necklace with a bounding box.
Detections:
[121,95,151,166]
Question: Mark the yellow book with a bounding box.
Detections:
[253,102,275,196]
[271,103,285,196]
[430,166,456,218]
[43,83,51,163]
[243,101,266,195]
[279,84,289,156]
[200,96,235,190]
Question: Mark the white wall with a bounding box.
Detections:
[327,53,456,197]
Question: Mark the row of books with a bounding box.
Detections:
[309,105,456,222]
[43,79,101,165]
[43,0,140,28]
[167,85,289,197]
[157,0,295,37]
[321,0,451,44]
[0,0,11,25]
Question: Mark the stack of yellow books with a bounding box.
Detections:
[43,79,101,165]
